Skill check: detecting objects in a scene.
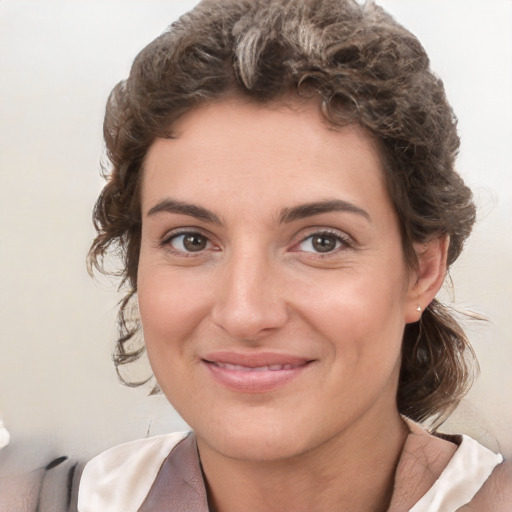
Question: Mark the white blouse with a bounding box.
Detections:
[78,427,503,512]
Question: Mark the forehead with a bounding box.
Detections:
[141,98,390,220]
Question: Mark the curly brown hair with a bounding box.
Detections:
[89,0,477,426]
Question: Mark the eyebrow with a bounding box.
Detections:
[147,198,222,224]
[278,199,371,224]
[146,198,370,225]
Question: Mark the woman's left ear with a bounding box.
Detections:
[405,235,450,323]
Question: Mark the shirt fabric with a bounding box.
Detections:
[77,420,503,512]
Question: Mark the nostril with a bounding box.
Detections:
[212,304,289,341]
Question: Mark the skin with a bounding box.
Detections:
[137,98,448,512]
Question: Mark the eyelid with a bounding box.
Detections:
[290,228,354,254]
[159,227,219,254]
[157,226,353,256]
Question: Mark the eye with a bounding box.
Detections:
[297,232,348,254]
[167,232,211,253]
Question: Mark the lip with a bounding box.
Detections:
[202,352,314,393]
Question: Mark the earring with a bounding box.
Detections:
[416,305,422,313]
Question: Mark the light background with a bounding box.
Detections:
[0,0,511,469]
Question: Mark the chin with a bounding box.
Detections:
[192,408,330,463]
[206,430,309,463]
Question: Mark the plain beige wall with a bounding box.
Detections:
[1,0,511,465]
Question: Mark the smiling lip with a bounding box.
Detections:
[202,352,313,393]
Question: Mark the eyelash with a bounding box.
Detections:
[160,228,352,257]
[160,228,216,257]
[292,229,353,256]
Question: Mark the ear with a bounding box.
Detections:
[404,235,449,324]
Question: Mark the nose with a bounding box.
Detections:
[211,247,289,341]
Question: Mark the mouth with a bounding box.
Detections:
[211,362,305,371]
[202,352,314,393]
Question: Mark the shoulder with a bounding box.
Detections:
[393,419,505,512]
[406,432,505,511]
[458,459,512,511]
[77,431,190,512]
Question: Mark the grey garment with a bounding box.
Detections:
[138,433,210,512]
[0,455,84,512]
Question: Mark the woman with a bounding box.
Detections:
[80,0,510,510]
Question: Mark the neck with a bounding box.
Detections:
[198,409,408,512]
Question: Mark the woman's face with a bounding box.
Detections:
[138,98,421,462]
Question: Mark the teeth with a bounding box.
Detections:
[214,362,299,371]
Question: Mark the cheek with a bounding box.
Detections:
[297,267,407,368]
[137,272,210,411]
[138,262,207,327]
[137,269,210,369]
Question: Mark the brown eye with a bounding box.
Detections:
[170,232,209,252]
[312,235,337,253]
[297,232,346,254]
